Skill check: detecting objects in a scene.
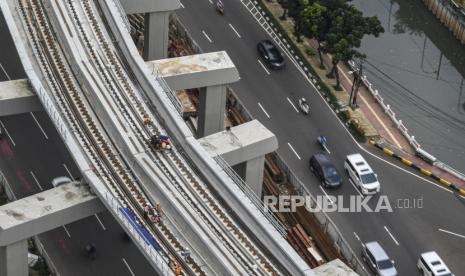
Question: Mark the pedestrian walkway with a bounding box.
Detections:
[260,0,465,190]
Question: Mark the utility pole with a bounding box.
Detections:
[349,57,364,109]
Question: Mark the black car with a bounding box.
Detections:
[257,40,285,69]
[309,153,342,188]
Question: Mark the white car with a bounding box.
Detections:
[51,176,72,187]
[344,153,380,195]
[418,251,454,276]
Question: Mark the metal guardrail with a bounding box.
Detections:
[347,60,422,150]
[347,60,465,181]
[269,153,370,276]
[112,0,132,34]
[150,65,184,116]
[213,155,288,237]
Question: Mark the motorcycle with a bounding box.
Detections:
[216,0,224,14]
[85,243,97,259]
[298,97,310,115]
[317,135,330,154]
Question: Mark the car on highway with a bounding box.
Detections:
[257,40,285,69]
[52,176,72,187]
[344,153,380,195]
[362,241,397,276]
[418,251,454,276]
[309,153,342,188]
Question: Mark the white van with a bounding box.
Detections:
[344,153,380,195]
[418,251,454,276]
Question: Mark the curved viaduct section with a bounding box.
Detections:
[0,0,313,275]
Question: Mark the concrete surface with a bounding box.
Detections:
[0,79,41,116]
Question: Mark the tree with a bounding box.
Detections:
[298,0,384,89]
[298,0,327,66]
[278,0,290,20]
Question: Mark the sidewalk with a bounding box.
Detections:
[261,0,465,191]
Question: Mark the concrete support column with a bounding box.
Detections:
[197,85,227,138]
[143,11,170,60]
[0,240,28,276]
[234,156,265,197]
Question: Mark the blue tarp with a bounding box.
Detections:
[119,207,161,251]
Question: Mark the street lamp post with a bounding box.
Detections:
[349,57,364,109]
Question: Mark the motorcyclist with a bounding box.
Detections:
[317,135,327,147]
[85,243,97,258]
[216,0,224,11]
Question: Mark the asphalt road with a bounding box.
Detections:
[176,0,465,274]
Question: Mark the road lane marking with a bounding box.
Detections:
[63,225,71,238]
[353,232,361,242]
[122,258,136,276]
[62,163,74,179]
[0,63,11,80]
[201,30,213,43]
[257,102,270,118]
[180,1,185,8]
[439,228,465,239]
[30,112,49,140]
[0,119,16,147]
[237,0,444,197]
[384,226,399,246]
[348,178,364,198]
[94,214,106,231]
[286,97,299,113]
[287,142,301,160]
[319,186,334,204]
[257,59,270,75]
[30,171,43,191]
[228,23,242,38]
[208,0,213,4]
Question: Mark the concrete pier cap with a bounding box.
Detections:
[147,51,240,137]
[198,119,278,196]
[146,51,240,91]
[0,79,42,116]
[0,182,103,276]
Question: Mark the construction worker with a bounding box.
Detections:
[174,263,182,276]
[143,115,152,125]
[144,204,152,220]
[150,135,161,150]
[181,247,191,259]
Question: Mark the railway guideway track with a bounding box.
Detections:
[62,0,281,274]
[16,0,283,274]
[17,0,197,274]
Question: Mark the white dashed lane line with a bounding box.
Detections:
[287,142,301,160]
[257,59,270,75]
[122,258,136,276]
[439,228,465,240]
[30,112,49,140]
[384,226,399,246]
[30,171,43,191]
[286,97,299,113]
[228,23,241,38]
[62,163,75,179]
[95,214,107,231]
[202,30,213,43]
[257,102,270,119]
[0,119,16,146]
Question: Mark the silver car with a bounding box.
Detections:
[362,241,397,276]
